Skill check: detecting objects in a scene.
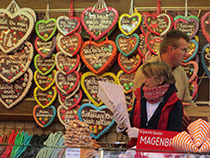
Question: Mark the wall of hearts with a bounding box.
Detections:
[0,0,210,142]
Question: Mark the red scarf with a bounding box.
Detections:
[143,83,170,104]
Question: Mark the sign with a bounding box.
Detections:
[136,129,179,151]
[66,148,81,158]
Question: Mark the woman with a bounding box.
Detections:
[114,61,183,148]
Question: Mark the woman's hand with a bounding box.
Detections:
[126,127,140,138]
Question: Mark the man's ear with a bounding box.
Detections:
[167,46,173,55]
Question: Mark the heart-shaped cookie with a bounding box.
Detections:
[55,71,80,94]
[33,105,56,128]
[140,12,150,35]
[201,11,210,44]
[116,33,139,57]
[201,43,210,79]
[118,12,142,35]
[57,105,80,127]
[138,34,150,58]
[21,7,37,22]
[0,41,33,83]
[56,33,82,57]
[189,81,198,99]
[34,86,57,108]
[125,92,133,111]
[0,9,34,53]
[145,31,163,54]
[81,7,119,41]
[117,70,135,93]
[34,70,56,91]
[78,103,115,139]
[55,52,80,75]
[35,18,57,41]
[144,51,158,63]
[56,16,81,36]
[81,72,117,107]
[34,36,56,58]
[80,40,117,75]
[58,89,82,110]
[34,54,56,76]
[118,52,141,74]
[174,15,199,39]
[145,13,173,36]
[181,61,198,83]
[183,39,198,63]
[0,68,33,109]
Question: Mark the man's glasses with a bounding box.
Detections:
[172,45,188,53]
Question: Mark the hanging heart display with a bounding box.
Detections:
[174,15,199,39]
[81,7,119,41]
[55,52,80,75]
[78,103,115,139]
[0,41,33,83]
[81,72,117,107]
[183,39,198,63]
[181,61,198,83]
[35,18,57,41]
[116,33,139,57]
[56,33,82,57]
[144,51,158,63]
[0,9,34,53]
[189,81,198,99]
[117,70,135,93]
[33,105,56,128]
[201,11,210,44]
[117,52,141,74]
[118,12,142,35]
[80,39,117,75]
[34,70,56,91]
[140,12,150,35]
[138,34,150,58]
[34,36,56,58]
[0,68,33,109]
[34,86,57,109]
[125,92,133,111]
[201,43,210,79]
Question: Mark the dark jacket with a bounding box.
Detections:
[127,83,183,148]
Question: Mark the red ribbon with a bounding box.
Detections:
[68,0,73,18]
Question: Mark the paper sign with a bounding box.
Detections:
[66,148,81,158]
[136,129,179,152]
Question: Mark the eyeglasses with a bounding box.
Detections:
[172,45,188,53]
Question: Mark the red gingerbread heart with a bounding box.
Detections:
[201,11,210,44]
[138,34,150,58]
[181,61,198,83]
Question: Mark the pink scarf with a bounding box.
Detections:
[143,83,170,104]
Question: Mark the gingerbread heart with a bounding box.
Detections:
[0,41,33,83]
[118,12,142,35]
[0,68,33,109]
[145,31,163,54]
[80,40,117,75]
[125,92,133,111]
[56,33,82,57]
[117,70,135,93]
[55,52,80,75]
[34,70,56,91]
[58,89,82,110]
[34,86,57,108]
[140,12,150,35]
[34,54,56,76]
[181,61,198,83]
[145,13,173,36]
[34,36,56,58]
[56,16,81,36]
[189,81,198,99]
[138,34,150,58]
[183,39,198,63]
[174,15,199,39]
[55,71,80,95]
[116,33,139,57]
[201,11,210,44]
[144,51,158,63]
[21,7,37,22]
[0,9,34,53]
[33,105,56,128]
[81,7,119,41]
[78,103,115,139]
[118,52,141,74]
[201,43,210,79]
[57,105,80,127]
[81,72,117,107]
[35,18,57,41]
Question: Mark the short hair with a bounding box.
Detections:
[142,61,175,85]
[160,29,190,54]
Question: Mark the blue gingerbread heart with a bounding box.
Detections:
[201,43,210,79]
[183,39,198,63]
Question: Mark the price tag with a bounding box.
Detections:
[66,148,81,158]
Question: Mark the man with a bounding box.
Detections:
[133,29,197,128]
